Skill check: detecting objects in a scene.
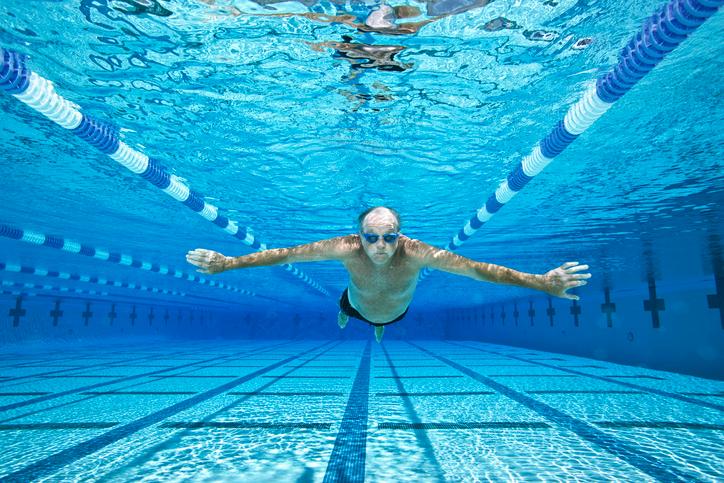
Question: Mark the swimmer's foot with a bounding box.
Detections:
[337,311,349,329]
[374,325,384,343]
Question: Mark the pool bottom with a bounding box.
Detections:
[0,339,721,481]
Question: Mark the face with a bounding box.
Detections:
[360,209,400,265]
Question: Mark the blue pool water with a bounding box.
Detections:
[1,0,723,480]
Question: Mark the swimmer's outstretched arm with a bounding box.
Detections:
[408,240,591,300]
[186,236,358,274]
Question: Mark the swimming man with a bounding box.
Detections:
[186,206,591,343]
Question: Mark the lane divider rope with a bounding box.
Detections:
[0,49,329,297]
[2,280,108,297]
[0,261,186,298]
[0,223,257,300]
[419,0,722,280]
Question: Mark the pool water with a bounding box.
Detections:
[1,0,723,481]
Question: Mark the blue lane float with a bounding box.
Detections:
[0,261,186,298]
[0,48,329,297]
[420,0,722,280]
[1,280,108,297]
[0,223,258,299]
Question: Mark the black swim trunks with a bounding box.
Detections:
[339,288,408,327]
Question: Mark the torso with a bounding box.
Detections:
[341,236,422,323]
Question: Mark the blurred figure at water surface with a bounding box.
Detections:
[187,207,591,343]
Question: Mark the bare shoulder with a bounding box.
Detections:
[330,234,362,258]
[399,236,440,262]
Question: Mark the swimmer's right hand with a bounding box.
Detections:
[185,248,230,274]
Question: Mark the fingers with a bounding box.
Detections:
[565,264,589,273]
[571,273,592,280]
[561,261,579,268]
[567,280,588,288]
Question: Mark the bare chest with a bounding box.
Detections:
[343,256,419,294]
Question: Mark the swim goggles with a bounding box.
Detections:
[362,233,400,244]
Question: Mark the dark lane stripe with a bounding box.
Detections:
[98,342,341,481]
[0,345,319,483]
[229,391,344,396]
[323,341,371,483]
[0,344,213,384]
[81,391,197,396]
[380,422,550,430]
[595,422,724,430]
[0,423,117,430]
[0,392,51,396]
[380,345,446,480]
[376,391,495,397]
[527,390,643,394]
[162,422,331,430]
[449,342,724,413]
[410,342,698,483]
[0,342,292,413]
[375,375,462,379]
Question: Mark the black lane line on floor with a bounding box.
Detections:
[448,342,724,413]
[0,423,118,430]
[0,341,293,414]
[410,342,699,483]
[98,341,341,481]
[681,393,724,397]
[81,391,197,396]
[375,365,446,368]
[376,391,496,397]
[0,392,51,396]
[527,390,643,394]
[594,422,724,430]
[162,422,332,430]
[380,345,446,481]
[0,343,232,388]
[0,344,204,384]
[262,375,350,379]
[0,342,300,426]
[379,422,551,430]
[489,375,579,378]
[375,375,463,379]
[0,343,327,483]
[229,391,344,396]
[323,341,371,483]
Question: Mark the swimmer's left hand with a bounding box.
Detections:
[541,262,591,300]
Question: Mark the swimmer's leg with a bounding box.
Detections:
[337,311,349,329]
[374,325,384,343]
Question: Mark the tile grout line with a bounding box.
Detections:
[408,341,700,483]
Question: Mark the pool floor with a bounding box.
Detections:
[0,339,722,481]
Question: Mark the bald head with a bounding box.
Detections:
[358,206,401,232]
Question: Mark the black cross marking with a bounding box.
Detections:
[9,296,26,327]
[130,305,137,326]
[528,300,535,326]
[148,307,155,326]
[706,274,724,329]
[108,304,117,325]
[643,277,665,328]
[513,302,519,326]
[82,302,93,326]
[570,299,581,327]
[177,309,182,323]
[490,306,495,324]
[500,306,506,325]
[164,309,170,326]
[546,298,555,326]
[50,299,63,327]
[601,287,616,328]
